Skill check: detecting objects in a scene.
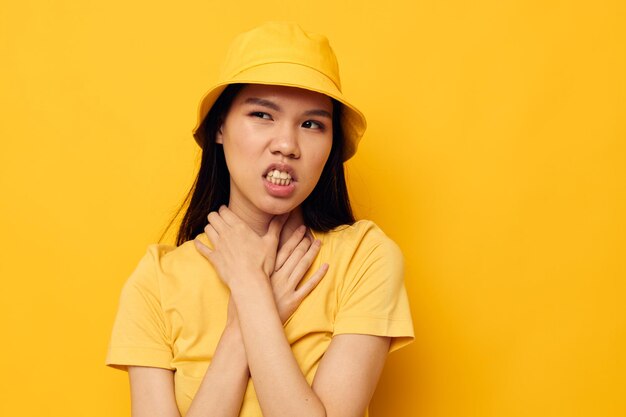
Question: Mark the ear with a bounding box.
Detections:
[216,123,224,144]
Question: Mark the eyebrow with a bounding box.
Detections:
[303,109,332,119]
[244,97,332,119]
[244,97,280,111]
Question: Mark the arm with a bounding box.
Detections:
[129,220,325,417]
[231,276,391,417]
[184,308,249,417]
[128,367,180,417]
[198,207,392,417]
[312,334,390,417]
[127,302,249,417]
[128,308,390,417]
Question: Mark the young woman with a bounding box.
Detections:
[107,22,414,417]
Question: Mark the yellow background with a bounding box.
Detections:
[1,1,624,416]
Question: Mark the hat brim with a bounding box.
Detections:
[192,62,366,160]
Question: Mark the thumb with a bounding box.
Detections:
[267,213,289,240]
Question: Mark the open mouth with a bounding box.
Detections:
[265,169,293,186]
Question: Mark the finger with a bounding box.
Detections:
[218,205,241,227]
[275,225,307,271]
[267,213,289,240]
[207,211,228,234]
[280,235,313,275]
[203,223,220,246]
[286,238,321,287]
[295,263,329,299]
[194,238,213,260]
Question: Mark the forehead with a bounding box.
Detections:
[234,84,333,111]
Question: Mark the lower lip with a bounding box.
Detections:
[263,178,296,197]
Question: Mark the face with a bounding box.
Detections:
[216,84,334,217]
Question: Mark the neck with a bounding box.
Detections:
[227,201,305,245]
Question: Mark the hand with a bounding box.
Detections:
[270,225,329,324]
[194,206,288,287]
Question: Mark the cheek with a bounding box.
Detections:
[319,139,333,165]
[222,126,263,160]
[309,142,333,178]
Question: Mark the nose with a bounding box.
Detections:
[269,124,300,159]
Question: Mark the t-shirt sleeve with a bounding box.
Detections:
[105,246,174,370]
[333,231,414,353]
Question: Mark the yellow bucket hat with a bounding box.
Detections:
[192,22,367,161]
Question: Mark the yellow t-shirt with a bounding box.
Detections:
[106,220,414,416]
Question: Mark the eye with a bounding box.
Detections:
[302,120,324,130]
[250,111,272,120]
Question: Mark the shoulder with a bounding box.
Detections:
[321,220,403,260]
[145,236,205,263]
[313,220,404,284]
[148,236,209,271]
[123,236,212,290]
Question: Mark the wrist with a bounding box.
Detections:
[229,273,275,316]
[229,271,270,296]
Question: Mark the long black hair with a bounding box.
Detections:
[168,83,355,246]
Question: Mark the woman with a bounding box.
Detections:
[107,22,414,417]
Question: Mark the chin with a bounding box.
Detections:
[260,206,295,216]
[257,199,302,216]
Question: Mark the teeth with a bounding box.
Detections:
[266,170,292,186]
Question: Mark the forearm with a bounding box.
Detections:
[185,320,249,417]
[231,274,326,417]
